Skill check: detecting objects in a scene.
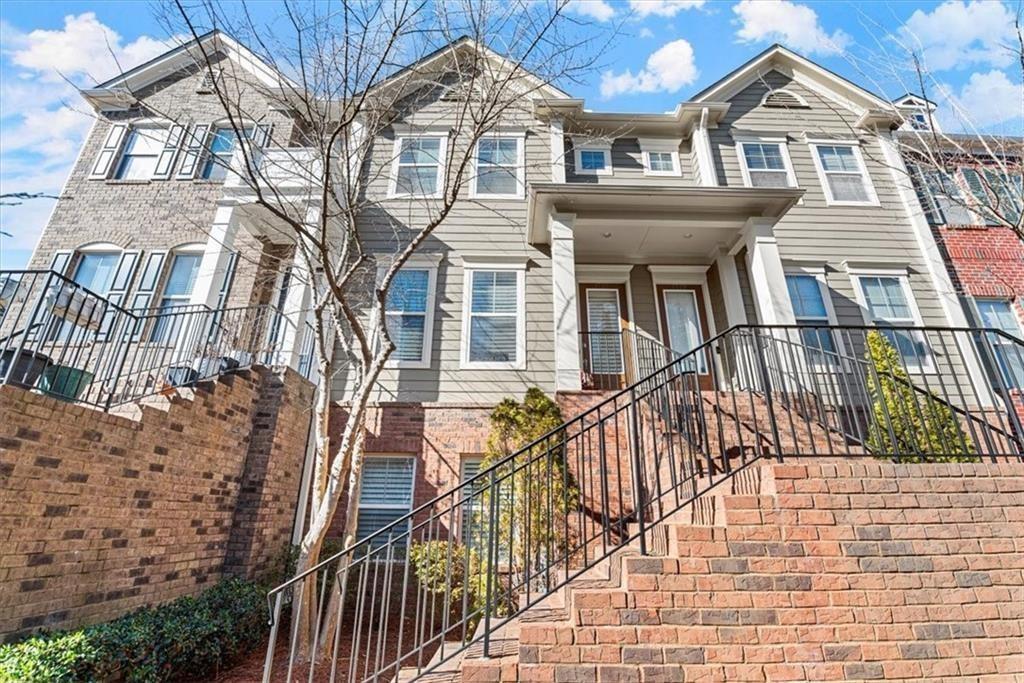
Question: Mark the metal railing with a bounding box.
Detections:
[0,269,315,409]
[261,322,1024,683]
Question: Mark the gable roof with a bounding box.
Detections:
[365,35,572,102]
[691,44,893,116]
[81,30,292,110]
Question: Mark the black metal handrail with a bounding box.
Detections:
[262,321,1024,683]
[0,269,316,409]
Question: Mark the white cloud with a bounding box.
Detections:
[733,0,850,56]
[600,39,698,97]
[628,1,705,18]
[0,13,177,265]
[638,27,655,39]
[3,12,174,84]
[900,1,1016,72]
[565,0,616,22]
[945,70,1023,129]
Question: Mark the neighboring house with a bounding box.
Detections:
[17,39,976,543]
[894,96,1024,386]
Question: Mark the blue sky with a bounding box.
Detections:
[1,0,1021,268]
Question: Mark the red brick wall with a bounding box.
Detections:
[0,368,313,641]
[936,224,1024,318]
[511,461,1024,682]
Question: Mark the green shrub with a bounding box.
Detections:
[864,330,977,462]
[409,540,486,614]
[0,578,268,682]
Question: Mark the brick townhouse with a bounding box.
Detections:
[17,33,1014,550]
[8,29,1024,679]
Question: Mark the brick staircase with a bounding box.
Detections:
[455,460,1024,682]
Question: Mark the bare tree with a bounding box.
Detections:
[104,0,608,659]
[843,10,1023,240]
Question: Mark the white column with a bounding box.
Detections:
[189,204,239,309]
[550,117,566,183]
[692,108,717,187]
[744,219,796,326]
[550,212,581,391]
[715,248,747,327]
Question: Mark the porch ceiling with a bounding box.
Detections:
[527,183,803,260]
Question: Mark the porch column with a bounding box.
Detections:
[714,248,747,327]
[743,218,795,326]
[551,212,581,391]
[189,204,240,309]
[275,206,319,373]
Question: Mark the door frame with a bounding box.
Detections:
[648,265,720,391]
[578,282,630,389]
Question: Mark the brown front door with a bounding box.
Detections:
[579,283,629,390]
[656,284,713,390]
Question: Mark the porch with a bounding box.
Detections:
[526,182,803,393]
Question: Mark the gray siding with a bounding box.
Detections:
[565,137,697,186]
[712,71,949,332]
[332,87,557,404]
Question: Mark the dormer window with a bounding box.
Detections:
[638,138,682,177]
[572,138,612,176]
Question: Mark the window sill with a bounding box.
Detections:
[460,361,526,371]
[824,200,880,208]
[105,179,151,185]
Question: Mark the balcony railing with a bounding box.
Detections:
[0,269,315,409]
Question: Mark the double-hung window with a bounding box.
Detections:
[151,250,202,342]
[975,299,1024,389]
[201,126,252,181]
[852,272,932,371]
[638,138,681,177]
[738,141,796,188]
[785,272,838,363]
[391,136,446,197]
[115,127,169,180]
[811,143,877,205]
[916,168,977,226]
[472,136,524,198]
[384,267,436,368]
[357,456,415,551]
[461,265,525,369]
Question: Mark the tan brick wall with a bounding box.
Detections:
[0,367,313,641]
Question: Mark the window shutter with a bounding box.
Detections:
[152,124,185,180]
[177,124,210,179]
[95,250,141,338]
[252,123,273,149]
[90,124,128,179]
[48,250,73,276]
[130,251,167,312]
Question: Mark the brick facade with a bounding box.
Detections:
[461,460,1024,682]
[0,367,314,641]
[935,224,1024,320]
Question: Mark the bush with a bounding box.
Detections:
[864,330,977,462]
[0,578,268,682]
[409,540,486,614]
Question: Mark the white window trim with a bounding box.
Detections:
[572,138,613,177]
[849,268,935,373]
[784,266,847,367]
[470,132,526,199]
[735,135,798,189]
[114,124,171,180]
[808,141,880,207]
[584,287,626,375]
[379,256,439,370]
[460,262,527,370]
[637,138,682,177]
[388,133,449,199]
[358,454,416,549]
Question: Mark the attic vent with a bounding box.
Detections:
[440,80,483,102]
[196,68,222,94]
[761,88,809,109]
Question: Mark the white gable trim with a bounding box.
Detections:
[692,46,891,118]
